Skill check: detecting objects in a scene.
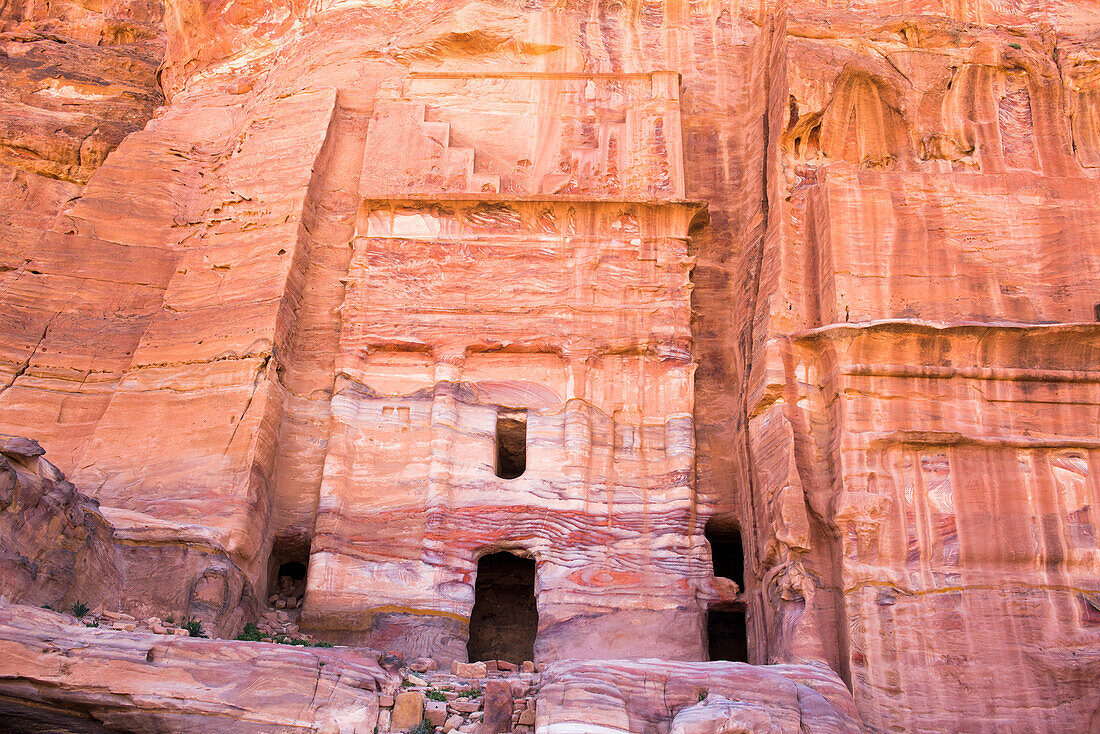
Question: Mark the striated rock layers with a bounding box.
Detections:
[0,603,393,733]
[0,434,254,635]
[0,0,1098,732]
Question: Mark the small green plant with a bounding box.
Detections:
[183,617,207,638]
[85,620,99,628]
[409,721,434,734]
[235,623,335,647]
[698,689,708,702]
[70,601,90,619]
[427,690,447,702]
[165,616,175,624]
[1009,42,1021,49]
[461,687,482,698]
[41,604,54,611]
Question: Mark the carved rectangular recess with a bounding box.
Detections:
[360,71,685,200]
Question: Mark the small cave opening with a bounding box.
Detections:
[495,408,528,480]
[704,518,745,590]
[467,552,538,664]
[267,537,311,611]
[1094,303,1100,321]
[278,561,307,581]
[707,606,748,663]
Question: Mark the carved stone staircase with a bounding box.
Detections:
[364,100,500,194]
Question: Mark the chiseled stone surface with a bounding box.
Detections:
[0,1,1097,733]
[390,691,425,730]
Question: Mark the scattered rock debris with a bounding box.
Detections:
[378,657,540,733]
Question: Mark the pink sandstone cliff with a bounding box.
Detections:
[0,0,1098,732]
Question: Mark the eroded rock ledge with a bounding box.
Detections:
[0,435,255,637]
[0,602,393,733]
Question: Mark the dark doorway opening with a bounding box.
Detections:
[467,552,538,663]
[495,409,527,479]
[707,607,748,662]
[704,519,745,590]
[268,536,310,609]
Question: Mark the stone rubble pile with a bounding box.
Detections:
[378,658,539,734]
[255,608,312,640]
[268,573,306,610]
[48,607,194,637]
[254,573,313,640]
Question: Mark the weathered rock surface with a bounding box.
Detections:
[0,435,255,635]
[537,659,861,733]
[0,435,116,608]
[0,602,391,733]
[0,0,1098,732]
[0,0,165,242]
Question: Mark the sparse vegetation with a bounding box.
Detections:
[409,721,434,734]
[41,604,54,611]
[165,616,175,624]
[461,687,482,698]
[183,617,208,638]
[235,622,332,647]
[698,689,708,702]
[84,620,99,628]
[70,601,90,618]
[427,690,447,702]
[1009,42,1021,49]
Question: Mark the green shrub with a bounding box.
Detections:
[1009,42,1021,49]
[235,623,334,648]
[85,621,99,628]
[409,721,434,734]
[70,601,90,619]
[183,617,208,638]
[461,687,482,698]
[426,690,447,702]
[41,604,54,611]
[165,616,175,624]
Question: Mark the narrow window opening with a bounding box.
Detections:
[495,409,527,479]
[704,519,745,590]
[707,606,748,662]
[268,536,310,610]
[467,552,538,664]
